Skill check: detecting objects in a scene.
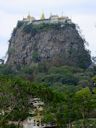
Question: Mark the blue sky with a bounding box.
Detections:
[0,0,96,58]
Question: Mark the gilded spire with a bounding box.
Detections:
[40,12,45,20]
[27,12,31,19]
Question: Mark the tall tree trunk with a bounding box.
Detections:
[67,120,72,128]
[82,111,86,128]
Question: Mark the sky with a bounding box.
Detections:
[0,0,96,59]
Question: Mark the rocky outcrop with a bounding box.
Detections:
[7,20,92,69]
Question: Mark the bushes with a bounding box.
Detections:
[8,47,15,55]
[36,66,79,85]
[32,51,39,62]
[77,50,92,69]
[0,124,20,128]
[0,64,95,127]
[17,21,24,28]
[23,23,37,35]
[23,22,72,35]
[49,66,83,74]
[0,74,96,127]
[0,64,16,75]
[38,73,78,85]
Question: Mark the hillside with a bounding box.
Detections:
[0,16,96,128]
[0,74,96,128]
[7,16,91,69]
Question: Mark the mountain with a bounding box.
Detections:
[1,15,96,128]
[7,15,91,69]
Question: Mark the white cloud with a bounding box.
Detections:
[0,11,24,38]
[0,41,8,58]
[72,14,96,56]
[0,0,96,14]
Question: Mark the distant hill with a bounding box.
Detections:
[7,15,92,69]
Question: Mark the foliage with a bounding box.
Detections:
[92,75,96,83]
[23,22,76,35]
[0,63,96,127]
[0,124,21,128]
[36,66,80,85]
[0,64,16,75]
[17,21,24,28]
[32,51,39,62]
[23,23,37,35]
[77,50,92,69]
[8,47,15,55]
[37,73,78,85]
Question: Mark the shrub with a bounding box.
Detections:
[17,21,24,28]
[32,51,39,62]
[8,47,15,55]
[23,23,37,36]
[38,73,78,85]
[0,64,16,75]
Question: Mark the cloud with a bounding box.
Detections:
[0,11,21,36]
[0,0,96,14]
[0,40,8,58]
[72,14,96,56]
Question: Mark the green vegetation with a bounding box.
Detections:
[32,51,39,62]
[0,124,21,128]
[77,50,92,69]
[0,64,16,75]
[2,16,94,127]
[20,21,91,69]
[17,21,24,28]
[0,63,96,127]
[7,48,15,55]
[23,22,76,34]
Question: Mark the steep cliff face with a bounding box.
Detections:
[7,20,92,69]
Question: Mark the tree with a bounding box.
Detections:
[74,87,96,128]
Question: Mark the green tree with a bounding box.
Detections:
[74,87,96,128]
